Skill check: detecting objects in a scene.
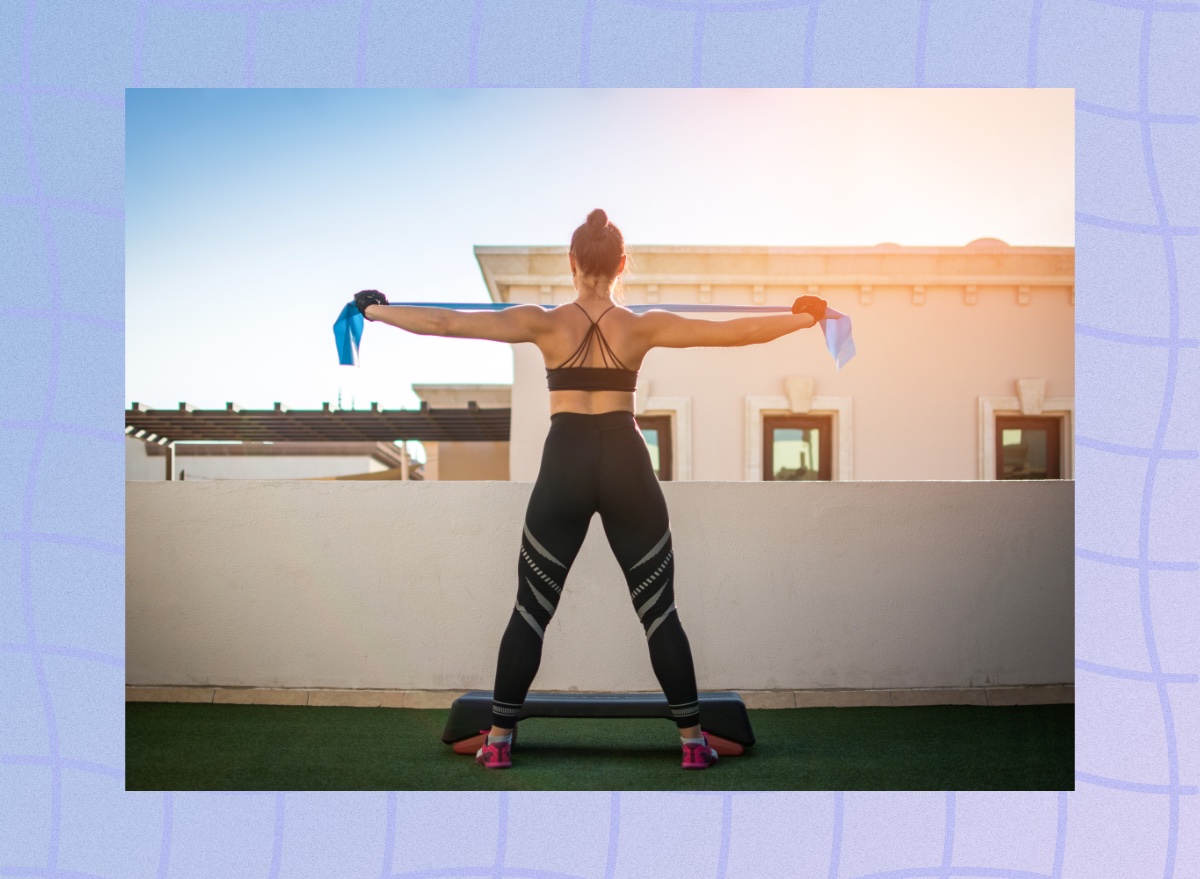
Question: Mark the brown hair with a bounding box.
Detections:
[569,209,625,286]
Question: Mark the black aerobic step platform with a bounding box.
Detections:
[442,690,755,747]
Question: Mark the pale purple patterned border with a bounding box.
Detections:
[1,1,1196,876]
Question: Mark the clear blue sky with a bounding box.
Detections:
[126,88,1073,419]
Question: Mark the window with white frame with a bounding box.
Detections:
[763,415,833,481]
[745,392,853,481]
[996,416,1062,480]
[979,381,1073,480]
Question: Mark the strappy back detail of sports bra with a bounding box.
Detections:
[556,304,630,370]
[546,303,639,392]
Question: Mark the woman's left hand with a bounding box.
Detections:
[792,294,827,322]
[355,289,389,319]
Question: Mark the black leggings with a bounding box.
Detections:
[490,410,701,730]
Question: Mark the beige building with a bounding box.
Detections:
[475,239,1074,483]
[411,384,511,481]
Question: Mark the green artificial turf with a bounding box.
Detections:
[125,702,1073,791]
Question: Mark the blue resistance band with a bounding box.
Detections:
[333,302,855,370]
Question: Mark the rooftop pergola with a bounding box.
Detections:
[125,402,511,479]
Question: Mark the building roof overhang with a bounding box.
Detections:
[125,403,511,445]
[473,241,1075,304]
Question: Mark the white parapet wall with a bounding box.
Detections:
[126,480,1073,692]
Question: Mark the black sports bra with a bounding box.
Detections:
[546,303,639,392]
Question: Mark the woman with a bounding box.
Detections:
[356,209,827,770]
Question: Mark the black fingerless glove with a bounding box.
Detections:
[354,289,389,319]
[792,294,827,322]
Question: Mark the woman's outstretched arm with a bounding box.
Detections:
[363,302,552,344]
[635,307,819,350]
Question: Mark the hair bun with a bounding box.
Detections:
[568,210,624,282]
[586,209,608,232]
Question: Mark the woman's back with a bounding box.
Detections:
[539,301,644,369]
[539,301,646,415]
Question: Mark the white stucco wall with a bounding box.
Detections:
[127,480,1072,692]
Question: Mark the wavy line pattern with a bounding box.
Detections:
[1,1,1195,878]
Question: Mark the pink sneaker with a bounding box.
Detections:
[475,732,513,769]
[681,734,719,770]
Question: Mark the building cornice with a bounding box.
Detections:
[474,242,1073,256]
[412,383,512,409]
[481,273,1076,288]
[475,242,1075,305]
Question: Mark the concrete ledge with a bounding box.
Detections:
[402,690,467,709]
[306,689,408,708]
[126,686,215,703]
[213,688,309,706]
[891,688,989,707]
[740,690,797,709]
[126,685,1073,708]
[795,689,894,708]
[985,684,1074,706]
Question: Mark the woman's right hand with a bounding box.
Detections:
[354,289,389,319]
[792,294,827,322]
